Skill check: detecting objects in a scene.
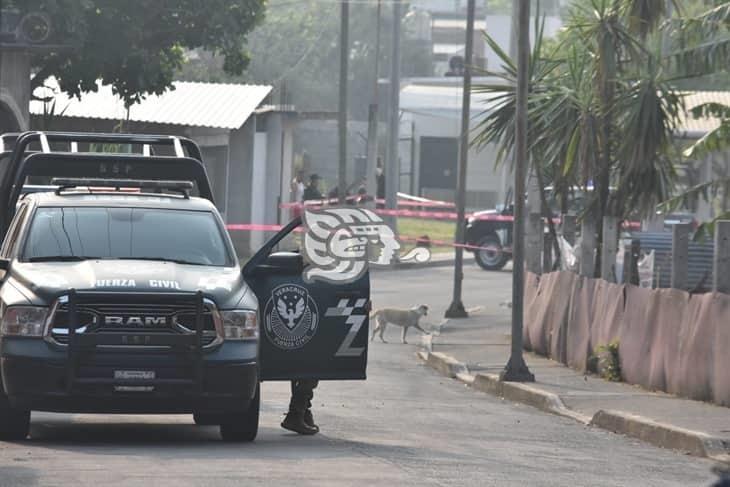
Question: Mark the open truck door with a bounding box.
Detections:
[243,218,370,381]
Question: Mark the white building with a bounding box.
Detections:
[398,76,509,209]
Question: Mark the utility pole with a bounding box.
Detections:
[385,0,402,232]
[500,0,534,383]
[365,0,382,208]
[445,0,475,319]
[508,0,518,61]
[338,0,350,205]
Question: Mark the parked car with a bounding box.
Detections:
[464,186,696,271]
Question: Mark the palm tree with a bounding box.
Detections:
[473,0,682,274]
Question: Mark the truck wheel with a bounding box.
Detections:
[219,384,260,442]
[0,394,30,441]
[474,234,509,271]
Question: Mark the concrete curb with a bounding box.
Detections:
[417,351,588,424]
[417,351,729,461]
[471,372,592,425]
[591,410,730,461]
[424,351,469,378]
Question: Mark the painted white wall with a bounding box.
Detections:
[400,107,509,207]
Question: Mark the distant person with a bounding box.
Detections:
[303,174,323,202]
[445,55,465,77]
[376,166,385,200]
[357,181,368,203]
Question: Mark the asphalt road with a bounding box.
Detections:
[0,265,717,486]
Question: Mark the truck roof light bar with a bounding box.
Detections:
[51,178,194,197]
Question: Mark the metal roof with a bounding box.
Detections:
[30,78,272,130]
[677,90,730,137]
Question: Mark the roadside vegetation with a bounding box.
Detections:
[473,0,730,270]
[590,341,622,382]
[12,0,266,107]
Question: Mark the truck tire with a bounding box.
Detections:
[474,234,509,271]
[0,394,30,441]
[219,384,260,442]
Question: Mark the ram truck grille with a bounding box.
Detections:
[48,294,219,347]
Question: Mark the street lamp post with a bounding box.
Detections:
[500,0,534,383]
[444,0,475,319]
[364,0,382,209]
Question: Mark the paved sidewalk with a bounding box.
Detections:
[419,310,730,462]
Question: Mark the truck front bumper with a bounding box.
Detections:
[1,337,258,414]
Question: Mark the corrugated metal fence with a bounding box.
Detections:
[631,232,715,292]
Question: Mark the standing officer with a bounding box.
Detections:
[281,379,319,435]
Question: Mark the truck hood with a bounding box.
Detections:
[9,259,255,309]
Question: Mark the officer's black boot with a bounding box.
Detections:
[303,408,319,432]
[281,410,318,435]
[283,379,319,435]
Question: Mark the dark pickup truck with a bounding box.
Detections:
[0,132,370,442]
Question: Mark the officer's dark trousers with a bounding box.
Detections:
[289,379,318,412]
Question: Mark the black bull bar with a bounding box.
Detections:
[64,289,207,395]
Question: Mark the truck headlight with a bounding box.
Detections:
[1,306,48,337]
[220,310,258,341]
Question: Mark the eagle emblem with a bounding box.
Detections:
[264,284,319,350]
[277,296,305,330]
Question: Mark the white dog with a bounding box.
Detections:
[370,305,429,344]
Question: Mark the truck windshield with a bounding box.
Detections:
[23,207,233,266]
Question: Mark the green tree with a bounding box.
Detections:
[659,3,730,231]
[669,3,730,160]
[11,0,265,106]
[177,0,433,119]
